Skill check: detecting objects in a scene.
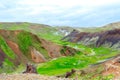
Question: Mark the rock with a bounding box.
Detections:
[65,69,76,78]
[31,48,46,63]
[62,29,120,49]
[23,64,37,74]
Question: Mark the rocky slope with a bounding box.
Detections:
[78,54,120,80]
[62,29,120,49]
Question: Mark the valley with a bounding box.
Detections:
[0,22,120,80]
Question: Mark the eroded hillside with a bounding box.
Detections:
[62,29,120,49]
[0,29,79,73]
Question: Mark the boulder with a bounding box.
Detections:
[23,64,37,74]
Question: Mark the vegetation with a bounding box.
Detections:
[32,38,49,59]
[0,22,30,31]
[0,58,15,73]
[0,22,119,79]
[37,42,119,76]
[17,32,32,54]
[0,35,16,59]
[17,31,49,59]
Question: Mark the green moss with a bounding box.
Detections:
[37,68,70,76]
[0,35,16,59]
[17,32,32,54]
[37,42,119,76]
[9,22,30,31]
[0,58,15,73]
[17,32,49,59]
[0,22,30,31]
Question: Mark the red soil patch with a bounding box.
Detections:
[6,40,28,64]
[40,38,62,58]
[102,55,120,79]
[31,48,46,63]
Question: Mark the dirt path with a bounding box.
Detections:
[0,73,72,80]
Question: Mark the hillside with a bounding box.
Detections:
[0,22,120,80]
[102,21,120,30]
[74,21,120,32]
[0,29,79,73]
[0,22,73,40]
[62,29,120,49]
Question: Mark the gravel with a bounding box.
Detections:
[0,73,73,80]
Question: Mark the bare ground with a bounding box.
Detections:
[0,73,73,80]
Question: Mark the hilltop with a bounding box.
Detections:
[74,21,120,32]
[102,21,120,29]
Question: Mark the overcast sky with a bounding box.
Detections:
[0,0,120,27]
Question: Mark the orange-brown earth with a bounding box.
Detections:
[77,54,120,80]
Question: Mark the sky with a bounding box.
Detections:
[0,0,120,27]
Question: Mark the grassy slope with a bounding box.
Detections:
[0,22,119,79]
[0,22,62,73]
[0,22,63,41]
[76,22,120,32]
[37,42,119,76]
[0,36,16,59]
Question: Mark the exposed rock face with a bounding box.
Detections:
[62,29,120,49]
[31,48,46,63]
[96,29,120,48]
[60,46,78,56]
[101,55,120,79]
[77,54,120,79]
[61,29,80,42]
